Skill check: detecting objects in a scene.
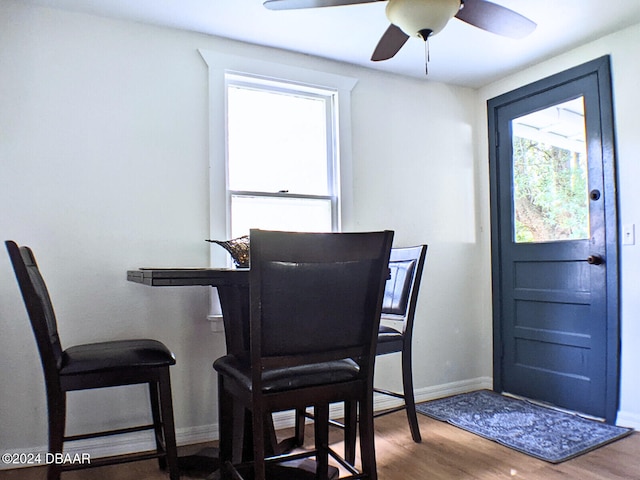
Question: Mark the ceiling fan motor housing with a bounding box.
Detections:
[386,0,461,38]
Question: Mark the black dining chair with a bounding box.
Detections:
[5,240,180,480]
[296,245,427,460]
[370,245,427,441]
[213,229,393,480]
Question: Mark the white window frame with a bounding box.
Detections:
[225,72,340,235]
[199,49,358,268]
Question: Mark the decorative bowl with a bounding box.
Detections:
[206,235,250,268]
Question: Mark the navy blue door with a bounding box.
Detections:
[488,57,619,422]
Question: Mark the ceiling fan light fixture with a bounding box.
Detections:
[385,0,461,39]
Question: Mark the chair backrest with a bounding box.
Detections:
[381,245,428,333]
[248,229,394,379]
[5,241,64,382]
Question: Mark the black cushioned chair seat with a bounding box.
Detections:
[214,355,360,393]
[376,325,404,355]
[60,339,176,376]
[377,325,403,342]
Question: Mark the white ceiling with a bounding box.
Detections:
[19,0,640,88]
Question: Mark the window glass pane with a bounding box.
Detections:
[227,85,329,195]
[231,195,333,238]
[512,97,589,243]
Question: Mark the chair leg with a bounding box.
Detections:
[46,391,66,480]
[294,407,307,446]
[148,381,166,470]
[358,394,377,480]
[217,386,266,480]
[401,347,422,443]
[264,415,280,457]
[218,374,234,467]
[235,404,251,463]
[251,402,267,480]
[343,400,357,465]
[158,369,180,480]
[314,405,330,480]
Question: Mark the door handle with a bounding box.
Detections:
[587,255,604,265]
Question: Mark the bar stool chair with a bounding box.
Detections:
[213,229,393,480]
[296,245,427,461]
[370,245,427,442]
[5,240,180,480]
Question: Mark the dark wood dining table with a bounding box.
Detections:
[127,267,337,479]
[127,268,250,356]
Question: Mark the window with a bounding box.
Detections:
[198,49,358,267]
[511,97,589,243]
[226,74,338,237]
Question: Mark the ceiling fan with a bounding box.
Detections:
[263,0,536,64]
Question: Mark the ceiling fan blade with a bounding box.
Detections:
[264,0,381,10]
[455,0,536,39]
[371,24,410,61]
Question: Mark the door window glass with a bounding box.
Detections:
[511,97,589,243]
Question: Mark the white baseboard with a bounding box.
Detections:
[0,424,220,471]
[616,410,640,430]
[0,432,157,471]
[0,376,493,471]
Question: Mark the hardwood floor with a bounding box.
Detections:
[1,411,638,479]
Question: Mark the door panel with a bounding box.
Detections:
[488,57,619,422]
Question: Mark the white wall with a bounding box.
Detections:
[350,74,493,394]
[0,0,487,457]
[476,23,640,429]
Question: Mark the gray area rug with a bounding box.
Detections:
[416,389,633,463]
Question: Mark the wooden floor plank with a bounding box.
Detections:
[1,411,637,479]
